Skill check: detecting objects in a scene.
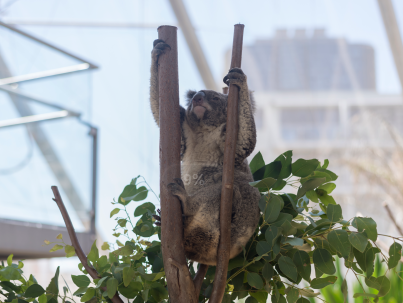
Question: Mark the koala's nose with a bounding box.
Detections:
[192,91,205,106]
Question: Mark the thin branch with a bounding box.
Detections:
[193,264,209,296]
[51,186,123,303]
[383,202,403,236]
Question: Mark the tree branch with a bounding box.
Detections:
[193,264,209,296]
[383,202,403,236]
[51,186,123,303]
[209,24,245,303]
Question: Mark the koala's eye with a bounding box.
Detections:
[213,97,219,101]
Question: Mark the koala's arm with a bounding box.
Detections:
[149,40,164,126]
[223,68,257,162]
[150,40,187,156]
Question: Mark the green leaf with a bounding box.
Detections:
[80,288,95,302]
[123,267,136,287]
[297,177,326,199]
[101,242,110,251]
[118,219,127,227]
[123,186,148,203]
[310,276,337,289]
[315,190,336,205]
[24,284,45,298]
[293,250,311,282]
[327,230,351,259]
[278,256,298,281]
[306,190,319,202]
[6,254,13,266]
[49,244,63,252]
[313,248,335,275]
[265,195,283,223]
[250,152,265,174]
[272,213,293,228]
[276,150,292,179]
[286,287,299,303]
[348,232,368,253]
[364,276,391,297]
[256,241,271,256]
[118,281,142,299]
[318,182,336,194]
[353,243,371,272]
[327,204,342,222]
[341,279,348,303]
[249,177,277,190]
[246,297,259,303]
[73,287,88,296]
[134,202,155,217]
[258,195,267,212]
[96,276,108,288]
[365,247,380,277]
[299,289,320,297]
[292,159,319,177]
[265,226,281,247]
[388,242,402,269]
[107,278,118,298]
[247,272,263,289]
[38,294,46,303]
[352,217,377,241]
[284,237,304,247]
[110,208,120,218]
[72,275,91,288]
[65,245,75,258]
[262,263,274,281]
[353,293,378,299]
[46,266,59,298]
[149,282,169,302]
[87,241,99,263]
[56,233,63,239]
[296,298,311,303]
[0,266,22,280]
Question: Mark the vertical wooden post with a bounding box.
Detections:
[210,24,245,303]
[158,25,194,303]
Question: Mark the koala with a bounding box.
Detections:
[150,39,260,266]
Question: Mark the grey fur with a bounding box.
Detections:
[150,40,260,265]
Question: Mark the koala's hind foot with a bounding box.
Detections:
[153,209,161,226]
[152,39,171,60]
[223,67,247,89]
[167,178,187,202]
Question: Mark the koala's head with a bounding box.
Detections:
[185,90,228,127]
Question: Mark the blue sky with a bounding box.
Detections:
[0,0,402,242]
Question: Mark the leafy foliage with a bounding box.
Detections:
[1,152,402,303]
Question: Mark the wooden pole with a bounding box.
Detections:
[209,24,244,303]
[158,25,197,303]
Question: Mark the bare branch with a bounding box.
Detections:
[209,24,245,303]
[51,186,123,303]
[383,202,403,236]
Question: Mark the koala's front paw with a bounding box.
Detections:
[152,39,171,60]
[167,178,187,202]
[223,67,247,88]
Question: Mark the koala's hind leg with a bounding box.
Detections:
[167,178,200,216]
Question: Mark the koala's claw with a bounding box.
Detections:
[167,181,187,202]
[223,68,246,86]
[152,39,171,58]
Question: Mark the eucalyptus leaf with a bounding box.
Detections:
[293,250,311,282]
[310,276,337,289]
[278,256,298,281]
[388,242,402,269]
[352,217,377,241]
[327,230,350,259]
[313,248,335,275]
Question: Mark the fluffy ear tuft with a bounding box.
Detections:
[186,90,197,106]
[249,90,256,114]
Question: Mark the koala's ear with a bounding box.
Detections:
[186,90,197,106]
[249,90,256,114]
